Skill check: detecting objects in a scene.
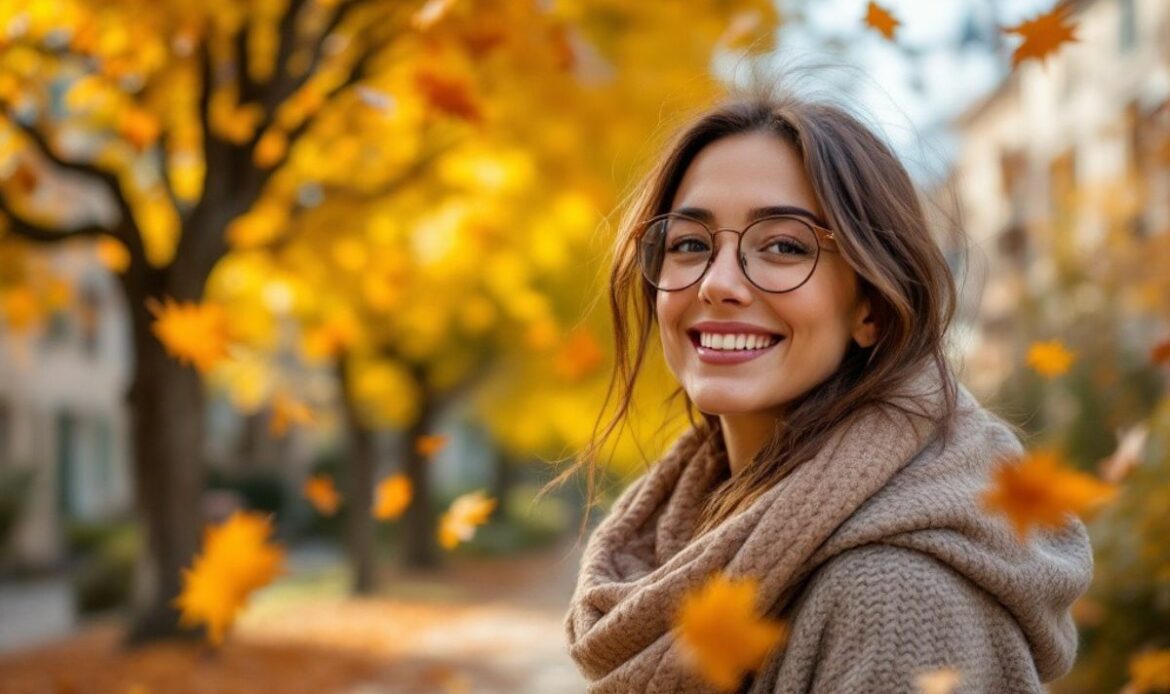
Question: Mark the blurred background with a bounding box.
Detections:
[0,0,1167,692]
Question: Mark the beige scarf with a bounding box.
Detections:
[564,361,1093,693]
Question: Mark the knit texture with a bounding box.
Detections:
[564,361,1093,693]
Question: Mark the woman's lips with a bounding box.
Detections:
[688,331,785,365]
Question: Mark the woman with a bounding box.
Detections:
[555,91,1094,693]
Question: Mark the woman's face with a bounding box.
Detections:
[655,131,877,418]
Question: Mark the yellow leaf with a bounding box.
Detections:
[673,572,788,692]
[864,1,900,41]
[1026,339,1075,378]
[1129,649,1170,694]
[96,236,130,273]
[373,473,412,521]
[415,434,448,457]
[303,474,341,516]
[147,296,231,373]
[981,449,1117,541]
[1003,6,1078,68]
[437,490,496,549]
[269,392,315,437]
[171,511,285,646]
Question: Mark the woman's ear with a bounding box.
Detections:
[851,298,877,348]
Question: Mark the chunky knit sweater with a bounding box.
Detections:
[564,361,1094,693]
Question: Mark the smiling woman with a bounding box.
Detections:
[551,86,1094,693]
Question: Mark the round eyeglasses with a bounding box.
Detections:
[636,213,837,293]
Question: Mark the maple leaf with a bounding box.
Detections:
[1026,339,1075,378]
[147,296,231,373]
[981,449,1117,540]
[915,667,961,694]
[437,490,496,549]
[269,392,315,437]
[172,511,285,646]
[373,473,413,521]
[303,474,341,516]
[864,1,900,41]
[674,572,788,692]
[1003,5,1079,67]
[1128,649,1170,694]
[415,434,448,457]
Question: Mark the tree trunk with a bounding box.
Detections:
[490,450,515,523]
[338,357,377,594]
[122,302,207,646]
[401,387,440,569]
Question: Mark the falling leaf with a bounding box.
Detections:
[415,70,482,123]
[269,392,315,437]
[554,327,605,382]
[437,490,496,549]
[673,572,788,692]
[415,434,448,457]
[1003,6,1079,67]
[172,511,285,646]
[147,297,231,373]
[95,236,131,273]
[864,1,900,41]
[1026,339,1075,377]
[303,474,341,516]
[915,667,961,694]
[373,474,412,521]
[1097,422,1149,484]
[1151,337,1170,366]
[1128,649,1170,694]
[981,449,1117,540]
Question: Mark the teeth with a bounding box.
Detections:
[697,332,779,351]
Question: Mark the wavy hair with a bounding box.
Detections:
[541,85,962,542]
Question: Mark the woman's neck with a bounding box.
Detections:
[718,412,779,476]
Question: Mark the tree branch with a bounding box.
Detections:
[0,194,111,244]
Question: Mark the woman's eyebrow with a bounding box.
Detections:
[671,205,830,228]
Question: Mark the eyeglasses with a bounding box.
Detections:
[636,212,837,293]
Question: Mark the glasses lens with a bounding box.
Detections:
[742,217,820,292]
[639,216,711,290]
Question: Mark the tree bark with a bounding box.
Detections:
[122,291,207,646]
[338,357,378,594]
[401,385,440,569]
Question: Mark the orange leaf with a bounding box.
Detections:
[171,511,285,646]
[437,490,496,549]
[981,449,1117,540]
[373,474,413,521]
[269,392,315,437]
[1003,5,1078,67]
[1151,337,1170,366]
[303,474,340,516]
[415,70,482,123]
[95,236,131,273]
[864,1,900,41]
[673,572,788,692]
[147,297,231,373]
[415,434,448,457]
[1026,339,1075,378]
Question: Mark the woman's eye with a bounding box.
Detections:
[764,238,810,256]
[668,238,709,253]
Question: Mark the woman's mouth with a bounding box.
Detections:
[687,330,785,365]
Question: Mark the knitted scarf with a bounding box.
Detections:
[564,361,1093,693]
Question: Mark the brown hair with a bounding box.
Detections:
[541,84,962,542]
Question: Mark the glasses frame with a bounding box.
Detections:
[636,212,838,294]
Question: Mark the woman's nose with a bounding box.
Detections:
[697,234,753,305]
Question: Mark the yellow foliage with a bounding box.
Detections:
[95,236,131,273]
[350,359,420,427]
[981,449,1118,541]
[373,473,412,521]
[1129,649,1170,693]
[437,490,496,549]
[172,511,286,646]
[673,572,788,692]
